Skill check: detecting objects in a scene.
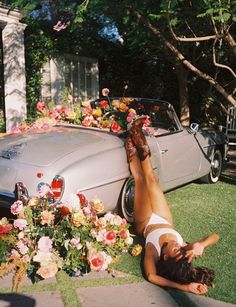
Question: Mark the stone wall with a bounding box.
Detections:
[0,6,26,132]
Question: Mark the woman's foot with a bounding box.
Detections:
[125,136,137,162]
[129,117,151,161]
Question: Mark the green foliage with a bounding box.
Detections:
[0,111,5,132]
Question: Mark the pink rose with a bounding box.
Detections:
[82,116,93,127]
[17,240,29,255]
[49,109,60,119]
[36,263,58,279]
[13,219,27,230]
[82,107,93,116]
[41,210,55,226]
[102,88,110,97]
[38,236,53,252]
[11,200,24,215]
[89,252,105,272]
[36,101,46,112]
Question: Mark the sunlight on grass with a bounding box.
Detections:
[166,182,236,304]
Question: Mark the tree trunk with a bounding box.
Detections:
[175,62,190,126]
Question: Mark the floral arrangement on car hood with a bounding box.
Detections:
[0,183,142,291]
[11,86,150,135]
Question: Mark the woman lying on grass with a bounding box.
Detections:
[125,117,219,295]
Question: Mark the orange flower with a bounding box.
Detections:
[119,103,128,113]
[131,244,142,256]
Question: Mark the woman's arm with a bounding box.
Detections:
[144,244,208,294]
[184,233,220,261]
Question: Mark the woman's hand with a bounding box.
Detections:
[185,283,208,295]
[185,242,204,262]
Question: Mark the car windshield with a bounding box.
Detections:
[132,99,180,135]
[92,97,180,135]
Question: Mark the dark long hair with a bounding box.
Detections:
[157,244,215,286]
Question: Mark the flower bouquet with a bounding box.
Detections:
[0,183,141,291]
[10,86,150,135]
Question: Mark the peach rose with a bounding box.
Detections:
[91,199,104,213]
[37,263,58,279]
[41,210,55,226]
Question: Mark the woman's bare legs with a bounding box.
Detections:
[140,155,173,226]
[128,116,173,226]
[126,139,153,235]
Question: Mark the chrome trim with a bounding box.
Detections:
[15,182,29,202]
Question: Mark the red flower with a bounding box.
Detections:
[60,206,70,216]
[106,231,116,240]
[77,193,87,207]
[0,224,12,236]
[111,122,122,133]
[99,100,109,108]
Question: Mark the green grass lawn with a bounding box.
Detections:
[114,180,236,304]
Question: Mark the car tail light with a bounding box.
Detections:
[51,175,64,202]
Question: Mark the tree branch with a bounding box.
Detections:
[212,39,236,78]
[133,10,236,107]
[166,0,216,42]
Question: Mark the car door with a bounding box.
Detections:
[156,129,201,187]
[149,103,201,190]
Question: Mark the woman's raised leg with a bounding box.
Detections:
[141,155,173,226]
[125,137,152,235]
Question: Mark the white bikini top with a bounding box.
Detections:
[145,228,184,256]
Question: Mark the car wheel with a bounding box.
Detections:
[121,177,135,223]
[201,149,223,183]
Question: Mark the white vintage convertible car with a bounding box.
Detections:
[0,98,228,221]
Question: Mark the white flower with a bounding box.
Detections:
[33,251,52,266]
[125,236,133,245]
[64,193,81,212]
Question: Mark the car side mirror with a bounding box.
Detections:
[190,123,199,133]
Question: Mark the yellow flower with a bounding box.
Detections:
[99,120,111,129]
[92,108,103,118]
[131,244,142,257]
[72,211,86,227]
[92,199,104,213]
[28,197,41,207]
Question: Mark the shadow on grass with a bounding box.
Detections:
[0,293,36,307]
